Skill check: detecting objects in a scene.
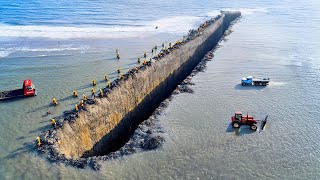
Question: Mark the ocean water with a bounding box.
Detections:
[0,0,320,179]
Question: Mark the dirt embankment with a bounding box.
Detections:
[37,11,241,169]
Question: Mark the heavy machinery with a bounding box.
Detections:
[231,111,258,131]
[241,76,270,86]
[231,111,269,131]
[0,79,36,100]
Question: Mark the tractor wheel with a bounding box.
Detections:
[232,122,240,128]
[250,124,257,131]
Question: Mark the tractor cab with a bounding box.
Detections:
[235,111,242,121]
[23,79,36,96]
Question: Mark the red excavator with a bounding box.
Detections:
[231,111,258,131]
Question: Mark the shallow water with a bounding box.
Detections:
[1,0,320,179]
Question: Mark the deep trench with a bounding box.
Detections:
[80,15,238,158]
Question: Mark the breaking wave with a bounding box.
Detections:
[207,7,269,17]
[0,45,90,58]
[0,15,201,40]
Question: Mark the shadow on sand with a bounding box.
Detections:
[27,103,52,115]
[29,124,51,134]
[2,142,35,160]
[76,83,94,90]
[226,123,255,136]
[0,96,27,103]
[57,96,73,102]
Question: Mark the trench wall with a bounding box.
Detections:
[55,12,241,159]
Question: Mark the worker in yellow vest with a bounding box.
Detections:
[36,137,41,148]
[91,88,95,98]
[51,119,56,128]
[80,100,84,109]
[52,98,58,106]
[99,89,103,97]
[91,88,95,95]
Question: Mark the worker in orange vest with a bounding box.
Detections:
[73,90,78,97]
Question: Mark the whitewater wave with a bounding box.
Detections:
[0,8,268,40]
[0,9,267,58]
[0,15,201,40]
[0,51,12,58]
[207,7,269,17]
[0,45,90,57]
[269,81,287,86]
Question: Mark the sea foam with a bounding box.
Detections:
[0,15,202,40]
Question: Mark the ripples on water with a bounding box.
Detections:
[0,0,320,179]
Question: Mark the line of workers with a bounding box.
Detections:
[41,18,215,147]
[44,42,172,147]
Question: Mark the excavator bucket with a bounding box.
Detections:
[260,115,268,131]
